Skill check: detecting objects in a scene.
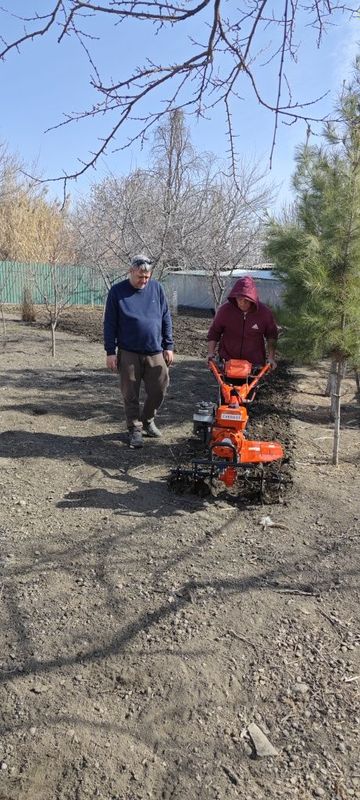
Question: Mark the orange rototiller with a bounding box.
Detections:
[169,358,285,500]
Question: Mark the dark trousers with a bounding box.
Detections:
[118,350,169,431]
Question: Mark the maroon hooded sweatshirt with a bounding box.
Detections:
[207,275,278,365]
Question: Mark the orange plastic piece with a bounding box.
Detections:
[223,359,252,379]
[220,467,237,487]
[215,404,248,431]
[211,428,244,459]
[239,439,284,464]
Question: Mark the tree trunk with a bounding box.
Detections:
[355,370,360,397]
[51,323,56,358]
[169,288,178,315]
[332,360,343,466]
[329,360,346,419]
[1,304,6,337]
[324,358,337,397]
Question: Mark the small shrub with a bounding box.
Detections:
[21,286,36,322]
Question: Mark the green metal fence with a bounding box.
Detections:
[0,261,109,306]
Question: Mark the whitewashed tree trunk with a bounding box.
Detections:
[1,305,6,337]
[324,358,337,397]
[51,322,56,358]
[355,370,360,396]
[169,289,178,315]
[332,360,343,466]
[329,360,346,419]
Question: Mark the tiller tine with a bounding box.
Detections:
[168,466,212,497]
[169,437,285,501]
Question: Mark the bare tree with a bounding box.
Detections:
[74,110,273,298]
[72,172,149,282]
[185,161,275,305]
[73,111,203,277]
[25,203,80,356]
[72,192,122,290]
[0,2,356,190]
[148,109,208,275]
[33,262,82,357]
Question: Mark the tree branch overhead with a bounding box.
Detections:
[0,1,357,182]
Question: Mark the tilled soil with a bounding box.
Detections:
[55,305,214,358]
[0,308,359,800]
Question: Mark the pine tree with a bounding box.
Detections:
[265,62,360,464]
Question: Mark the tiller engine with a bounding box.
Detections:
[169,358,285,501]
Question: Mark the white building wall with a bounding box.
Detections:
[163,269,284,310]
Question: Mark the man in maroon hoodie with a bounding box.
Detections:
[207,275,278,367]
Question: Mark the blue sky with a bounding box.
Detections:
[0,3,358,210]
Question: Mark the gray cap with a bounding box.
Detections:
[131,254,152,270]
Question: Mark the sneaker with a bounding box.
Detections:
[128,429,143,448]
[143,420,162,438]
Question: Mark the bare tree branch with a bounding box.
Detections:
[0,1,356,185]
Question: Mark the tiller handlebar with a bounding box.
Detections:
[208,358,271,406]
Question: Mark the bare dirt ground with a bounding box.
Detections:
[0,307,359,800]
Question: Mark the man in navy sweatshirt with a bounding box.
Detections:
[104,254,174,449]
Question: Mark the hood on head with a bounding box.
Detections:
[228,275,259,308]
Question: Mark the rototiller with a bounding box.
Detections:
[169,358,285,500]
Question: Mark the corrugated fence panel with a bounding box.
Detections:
[0,261,108,306]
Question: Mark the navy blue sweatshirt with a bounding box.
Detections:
[104,278,173,356]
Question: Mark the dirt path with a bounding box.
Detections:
[0,317,359,800]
